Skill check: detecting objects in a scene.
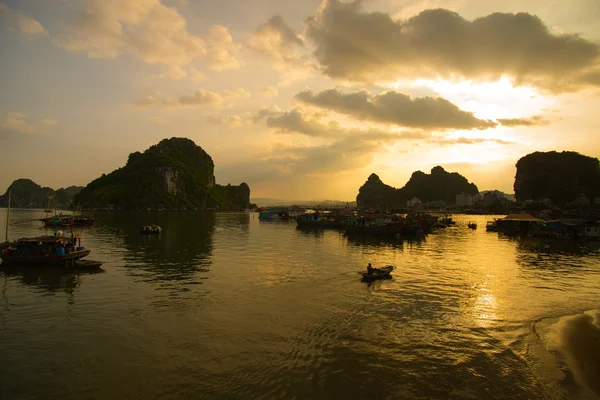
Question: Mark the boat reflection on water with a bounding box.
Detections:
[0,265,103,304]
[501,234,600,256]
[95,211,216,285]
[295,225,326,238]
[345,233,412,250]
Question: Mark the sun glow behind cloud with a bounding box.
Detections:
[2,0,600,200]
[406,77,556,120]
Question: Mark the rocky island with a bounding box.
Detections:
[515,151,600,207]
[73,137,253,210]
[357,166,478,209]
[0,179,83,209]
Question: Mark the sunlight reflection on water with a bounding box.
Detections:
[0,210,599,399]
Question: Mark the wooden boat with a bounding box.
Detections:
[486,220,498,232]
[345,214,404,236]
[2,192,92,267]
[41,215,72,227]
[139,225,161,234]
[1,234,91,266]
[41,213,95,227]
[345,222,403,236]
[468,221,477,229]
[296,213,344,228]
[438,214,457,227]
[361,265,394,281]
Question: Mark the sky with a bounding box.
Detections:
[1,0,600,201]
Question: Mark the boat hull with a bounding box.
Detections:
[0,249,91,266]
[361,265,395,281]
[345,223,403,236]
[296,220,344,229]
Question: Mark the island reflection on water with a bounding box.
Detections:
[0,211,599,399]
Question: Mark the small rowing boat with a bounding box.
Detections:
[361,265,395,281]
[139,225,161,234]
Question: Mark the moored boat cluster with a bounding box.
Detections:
[485,213,600,239]
[260,208,459,238]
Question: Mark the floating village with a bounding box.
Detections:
[2,192,600,281]
[2,144,600,283]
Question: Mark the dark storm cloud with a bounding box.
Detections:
[305,0,600,91]
[295,88,496,130]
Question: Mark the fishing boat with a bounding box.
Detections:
[139,225,161,234]
[361,265,394,281]
[437,214,457,227]
[41,213,95,227]
[296,212,344,229]
[43,193,55,214]
[486,220,498,232]
[468,221,477,229]
[1,233,91,266]
[345,214,403,236]
[1,192,94,267]
[41,215,72,227]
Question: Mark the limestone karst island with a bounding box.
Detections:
[2,0,600,398]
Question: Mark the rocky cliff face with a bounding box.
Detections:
[356,166,478,208]
[73,137,251,210]
[514,151,600,206]
[356,174,402,209]
[0,179,83,209]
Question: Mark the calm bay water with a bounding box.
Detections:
[1,210,599,399]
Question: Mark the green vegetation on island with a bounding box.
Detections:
[0,179,83,209]
[72,137,253,210]
[357,166,479,208]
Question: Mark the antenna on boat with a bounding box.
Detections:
[5,190,10,242]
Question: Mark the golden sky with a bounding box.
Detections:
[1,0,599,200]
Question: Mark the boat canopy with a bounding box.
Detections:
[500,214,543,222]
[15,235,80,244]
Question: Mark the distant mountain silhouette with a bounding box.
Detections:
[357,166,478,208]
[0,179,83,209]
[251,198,355,207]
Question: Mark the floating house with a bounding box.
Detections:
[496,214,543,235]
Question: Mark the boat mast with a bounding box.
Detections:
[5,191,10,242]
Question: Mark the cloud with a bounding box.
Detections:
[131,88,250,109]
[148,116,169,124]
[150,65,207,81]
[429,137,515,146]
[248,15,305,68]
[259,108,515,155]
[58,0,240,72]
[296,88,496,130]
[0,3,48,36]
[251,106,282,123]
[259,131,505,176]
[206,25,241,71]
[497,115,550,127]
[260,87,279,97]
[305,1,600,91]
[264,134,397,175]
[0,112,57,134]
[205,114,246,127]
[266,109,343,137]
